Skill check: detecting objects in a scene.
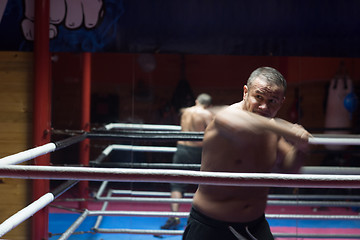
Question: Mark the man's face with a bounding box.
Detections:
[243,77,285,118]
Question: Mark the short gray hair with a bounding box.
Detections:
[247,67,287,93]
[196,93,212,107]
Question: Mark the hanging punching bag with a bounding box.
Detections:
[324,76,353,150]
[171,55,195,113]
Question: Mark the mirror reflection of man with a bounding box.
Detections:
[183,67,310,240]
[161,93,214,230]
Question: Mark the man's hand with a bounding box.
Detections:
[272,118,311,151]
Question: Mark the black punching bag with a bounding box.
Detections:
[171,55,195,113]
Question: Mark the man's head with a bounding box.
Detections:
[243,67,286,118]
[196,93,212,108]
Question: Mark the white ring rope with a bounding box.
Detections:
[92,195,360,207]
[309,136,360,145]
[102,190,360,200]
[1,135,359,167]
[104,123,181,131]
[0,135,85,166]
[1,165,360,188]
[57,210,89,240]
[0,193,54,237]
[87,210,360,220]
[93,191,112,229]
[97,189,360,201]
[89,210,189,218]
[94,227,183,235]
[0,143,56,165]
[97,196,193,204]
[110,189,194,197]
[102,144,177,156]
[92,226,360,239]
[301,166,360,175]
[102,122,360,145]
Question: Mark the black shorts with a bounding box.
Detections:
[170,144,202,193]
[183,206,274,240]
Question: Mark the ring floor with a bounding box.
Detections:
[49,200,360,240]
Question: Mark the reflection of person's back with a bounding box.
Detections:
[159,93,213,231]
[178,100,213,147]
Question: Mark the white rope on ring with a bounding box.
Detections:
[104,123,181,131]
[94,227,183,235]
[57,210,89,240]
[101,189,360,200]
[0,134,358,167]
[92,227,360,239]
[0,193,54,236]
[105,144,177,154]
[1,165,360,189]
[309,136,360,145]
[92,195,360,208]
[87,210,360,220]
[96,196,193,203]
[0,143,56,165]
[103,122,360,145]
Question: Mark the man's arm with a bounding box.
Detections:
[214,106,311,173]
[272,118,311,173]
[214,106,311,148]
[274,137,309,173]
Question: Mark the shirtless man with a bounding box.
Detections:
[183,67,310,239]
[161,93,214,230]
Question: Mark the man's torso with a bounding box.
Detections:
[193,119,279,222]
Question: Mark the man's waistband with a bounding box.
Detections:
[189,206,265,228]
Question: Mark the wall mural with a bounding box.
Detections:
[0,0,360,56]
[0,0,123,52]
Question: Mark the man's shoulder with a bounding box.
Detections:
[229,102,243,109]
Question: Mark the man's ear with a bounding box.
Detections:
[243,85,248,99]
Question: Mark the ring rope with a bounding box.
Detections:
[93,190,113,230]
[268,194,360,200]
[56,192,360,207]
[91,227,360,239]
[0,193,55,237]
[2,132,359,166]
[105,144,177,154]
[93,195,360,207]
[91,161,360,175]
[96,196,193,204]
[0,143,56,166]
[0,135,86,165]
[2,165,360,189]
[92,225,360,239]
[91,225,360,239]
[104,123,182,131]
[98,189,360,200]
[94,227,183,235]
[87,210,360,220]
[57,210,89,240]
[91,162,201,170]
[0,180,77,237]
[309,137,360,145]
[87,131,360,145]
[301,166,360,175]
[98,189,194,198]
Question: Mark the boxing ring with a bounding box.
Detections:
[1,123,360,239]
